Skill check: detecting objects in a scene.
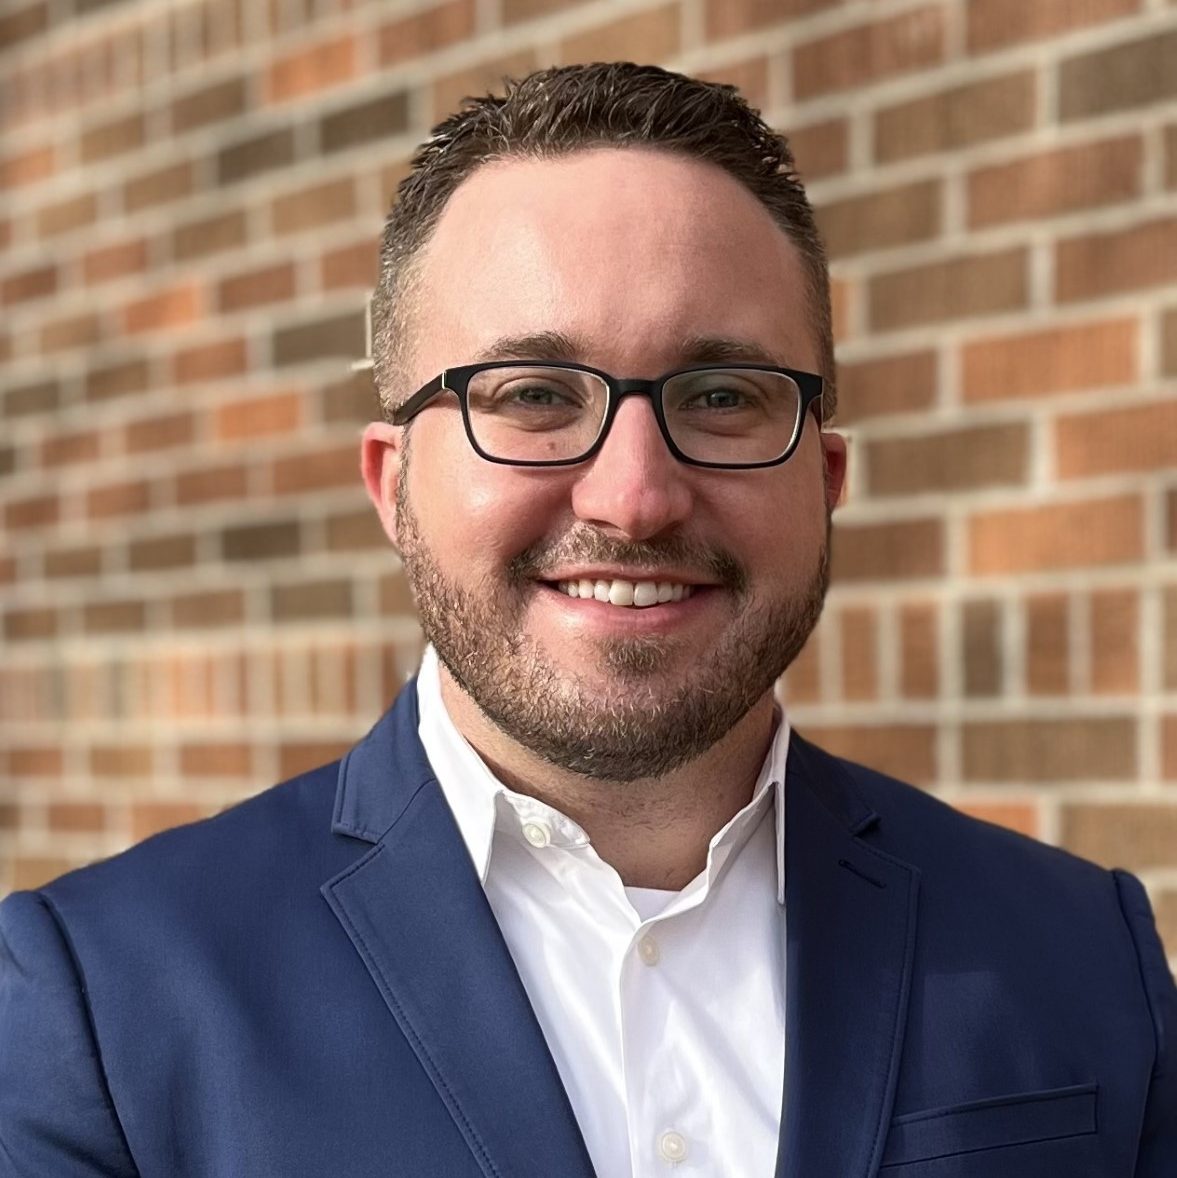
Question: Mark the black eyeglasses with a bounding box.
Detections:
[389,361,824,469]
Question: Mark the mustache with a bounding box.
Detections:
[507,529,748,592]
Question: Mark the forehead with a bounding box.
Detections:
[410,147,816,379]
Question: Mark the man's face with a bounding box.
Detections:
[365,148,845,781]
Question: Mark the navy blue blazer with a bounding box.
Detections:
[1,681,1174,1176]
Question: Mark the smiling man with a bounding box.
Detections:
[1,63,1174,1178]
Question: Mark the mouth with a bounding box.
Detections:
[546,577,698,609]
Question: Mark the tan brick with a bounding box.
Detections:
[788,118,848,181]
[129,535,195,571]
[5,492,58,529]
[838,605,877,701]
[320,92,409,154]
[280,741,352,779]
[87,479,151,519]
[379,571,416,615]
[39,312,102,353]
[432,50,538,122]
[1164,715,1177,781]
[80,112,144,162]
[86,357,150,401]
[271,578,353,620]
[124,283,201,334]
[1026,593,1069,695]
[267,36,356,102]
[171,76,247,132]
[1168,490,1177,555]
[1056,399,1177,479]
[82,238,149,285]
[36,191,98,238]
[817,179,941,259]
[1165,588,1177,690]
[955,800,1039,840]
[272,178,357,236]
[1163,309,1177,375]
[48,803,107,833]
[217,128,295,184]
[794,7,945,100]
[831,518,944,582]
[90,743,153,777]
[4,607,57,640]
[1166,125,1177,191]
[1090,588,1138,695]
[965,717,1136,782]
[272,443,356,494]
[12,859,76,890]
[1155,889,1177,960]
[900,601,939,698]
[1056,216,1177,302]
[962,318,1136,403]
[124,161,194,212]
[218,262,297,310]
[968,495,1142,574]
[800,725,937,785]
[378,0,475,66]
[2,264,57,304]
[222,520,301,561]
[962,599,1002,696]
[41,429,100,469]
[695,58,770,111]
[0,3,49,51]
[327,508,387,552]
[175,463,248,506]
[9,746,63,776]
[0,145,54,189]
[874,71,1036,163]
[44,545,102,579]
[172,210,247,261]
[125,411,194,453]
[706,0,835,38]
[869,248,1027,332]
[83,599,144,634]
[1062,804,1177,872]
[170,588,246,628]
[214,391,302,441]
[835,351,936,425]
[866,423,1028,497]
[968,136,1141,228]
[831,276,852,344]
[272,311,365,366]
[560,5,681,63]
[174,338,249,384]
[1059,27,1177,120]
[967,0,1139,53]
[132,803,211,842]
[322,240,378,290]
[320,371,380,423]
[180,742,253,777]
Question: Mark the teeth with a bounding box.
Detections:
[555,579,695,608]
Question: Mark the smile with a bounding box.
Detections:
[553,579,696,608]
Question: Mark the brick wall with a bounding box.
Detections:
[1,0,1175,960]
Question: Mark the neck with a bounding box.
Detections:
[438,670,778,891]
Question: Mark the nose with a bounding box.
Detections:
[569,395,693,541]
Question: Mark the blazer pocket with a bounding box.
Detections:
[880,1082,1097,1168]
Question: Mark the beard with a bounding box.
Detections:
[395,454,831,783]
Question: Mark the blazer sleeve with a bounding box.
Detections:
[1113,870,1177,1177]
[0,890,139,1178]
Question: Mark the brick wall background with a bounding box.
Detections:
[1,0,1175,960]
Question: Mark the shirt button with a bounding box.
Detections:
[521,821,550,848]
[658,1130,688,1163]
[637,934,660,966]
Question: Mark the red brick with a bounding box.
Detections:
[1026,593,1069,695]
[267,35,357,102]
[965,717,1135,782]
[279,741,353,778]
[955,801,1039,840]
[125,412,194,453]
[170,588,246,628]
[86,357,150,401]
[173,337,248,384]
[123,160,194,212]
[1167,588,1177,691]
[44,545,102,579]
[321,240,378,290]
[217,262,296,311]
[962,598,1002,697]
[1062,804,1177,872]
[0,3,49,52]
[132,803,212,842]
[962,318,1136,403]
[4,607,57,640]
[899,602,939,698]
[866,423,1028,497]
[90,744,153,777]
[38,312,103,352]
[695,59,770,112]
[874,71,1037,163]
[836,351,936,425]
[214,391,302,441]
[378,0,475,66]
[175,463,248,505]
[1164,715,1177,781]
[171,76,248,132]
[1091,588,1138,694]
[817,179,941,259]
[1059,27,1177,120]
[560,5,681,63]
[79,111,145,162]
[5,492,58,529]
[706,0,835,39]
[48,803,107,832]
[1056,398,1177,478]
[2,264,57,304]
[432,50,538,123]
[794,7,945,100]
[83,599,144,634]
[968,495,1142,575]
[12,859,76,890]
[87,478,151,519]
[326,508,387,552]
[800,725,937,785]
[783,632,820,704]
[271,178,356,235]
[180,742,253,776]
[788,118,848,180]
[172,210,247,261]
[123,282,202,334]
[967,0,1139,53]
[0,145,54,188]
[839,606,877,701]
[82,238,149,285]
[1056,217,1177,302]
[272,443,356,493]
[36,191,98,238]
[8,746,63,776]
[831,518,944,581]
[968,137,1142,228]
[41,428,101,468]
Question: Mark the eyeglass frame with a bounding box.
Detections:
[388,360,826,470]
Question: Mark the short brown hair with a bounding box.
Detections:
[372,61,835,419]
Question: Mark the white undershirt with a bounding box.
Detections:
[416,646,788,1176]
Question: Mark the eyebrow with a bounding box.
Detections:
[470,331,787,368]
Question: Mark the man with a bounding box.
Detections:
[1,63,1173,1177]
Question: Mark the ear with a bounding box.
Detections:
[361,420,406,548]
[820,430,848,511]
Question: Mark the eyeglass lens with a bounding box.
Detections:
[464,365,804,464]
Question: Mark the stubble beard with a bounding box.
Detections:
[395,460,831,783]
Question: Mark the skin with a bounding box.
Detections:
[362,147,846,890]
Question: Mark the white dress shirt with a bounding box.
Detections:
[416,646,788,1176]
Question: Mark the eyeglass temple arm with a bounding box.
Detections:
[389,373,448,425]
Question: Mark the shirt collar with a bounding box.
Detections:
[415,644,789,905]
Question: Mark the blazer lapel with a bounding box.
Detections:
[777,735,921,1178]
[321,685,596,1178]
